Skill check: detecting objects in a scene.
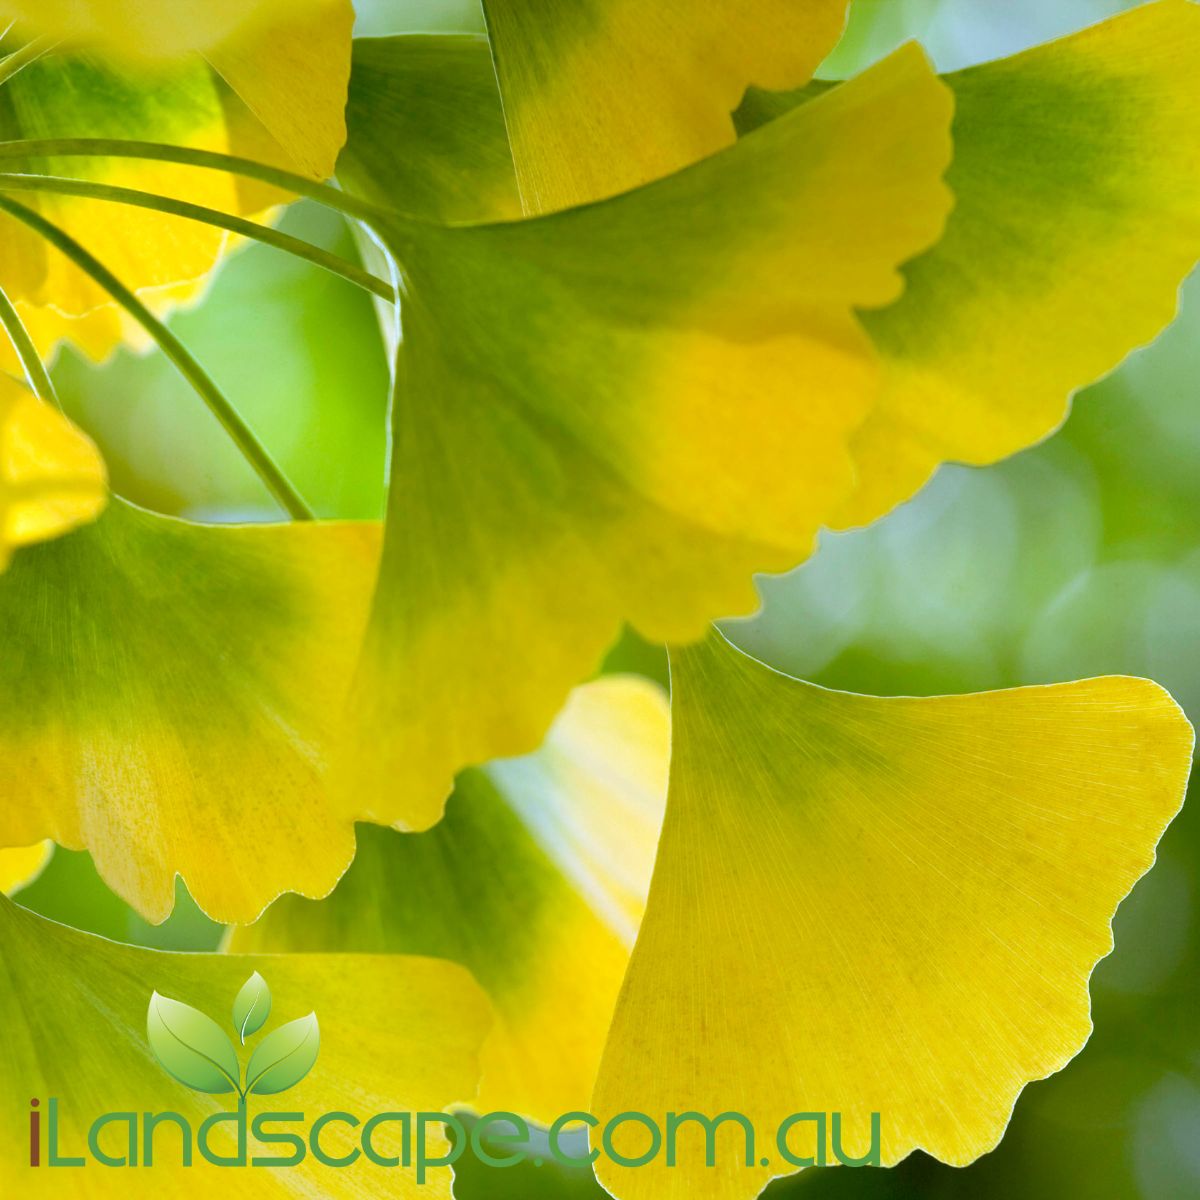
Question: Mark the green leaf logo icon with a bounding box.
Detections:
[245,1013,321,1096]
[232,970,272,1044]
[146,975,319,1102]
[147,992,241,1095]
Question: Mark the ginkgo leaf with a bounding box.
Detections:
[0,893,490,1198]
[480,0,852,212]
[232,971,271,1043]
[1,0,353,175]
[204,0,353,180]
[592,631,1194,1200]
[344,42,953,829]
[0,0,352,368]
[0,497,381,923]
[245,1013,320,1095]
[147,991,241,1095]
[0,374,106,569]
[232,675,669,1125]
[0,49,243,372]
[738,0,1200,529]
[0,840,51,894]
[338,34,521,223]
[0,0,326,59]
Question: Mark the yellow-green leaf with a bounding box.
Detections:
[0,50,243,371]
[0,498,380,923]
[204,0,353,180]
[1,374,106,569]
[338,34,521,223]
[0,893,490,1197]
[1,0,340,62]
[593,631,1193,1200]
[739,0,1200,530]
[481,0,852,212]
[0,840,51,894]
[233,675,669,1126]
[344,43,952,830]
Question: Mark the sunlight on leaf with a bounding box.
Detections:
[0,893,490,1197]
[234,675,669,1125]
[0,499,380,923]
[481,0,852,212]
[592,631,1194,1200]
[345,43,953,829]
[0,373,106,569]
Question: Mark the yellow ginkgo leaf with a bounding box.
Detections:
[0,894,491,1198]
[0,498,381,924]
[345,43,953,830]
[233,675,669,1126]
[0,50,243,373]
[592,632,1193,1200]
[0,840,51,893]
[0,0,351,369]
[481,0,852,212]
[0,0,352,176]
[0,373,106,569]
[739,0,1200,529]
[204,0,354,180]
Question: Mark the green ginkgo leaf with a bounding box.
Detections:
[146,991,240,1096]
[341,42,954,831]
[231,970,271,1044]
[245,1013,320,1096]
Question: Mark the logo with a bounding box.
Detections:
[147,972,319,1108]
[25,970,882,1179]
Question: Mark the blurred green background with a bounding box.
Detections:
[15,1,1200,1197]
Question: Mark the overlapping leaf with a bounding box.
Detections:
[0,499,380,923]
[0,0,352,175]
[739,0,1200,528]
[481,0,852,211]
[0,893,490,1198]
[0,840,50,893]
[592,632,1194,1200]
[344,43,953,828]
[0,0,352,370]
[0,373,106,568]
[233,675,669,1125]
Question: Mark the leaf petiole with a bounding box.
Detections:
[0,172,397,302]
[0,35,58,88]
[0,195,315,521]
[0,285,58,407]
[0,138,397,225]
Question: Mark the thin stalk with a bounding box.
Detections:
[0,35,56,87]
[0,286,58,406]
[0,138,394,225]
[0,195,314,521]
[0,172,396,301]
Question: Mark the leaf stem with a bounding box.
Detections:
[0,172,397,301]
[0,35,57,87]
[0,285,59,407]
[0,138,394,225]
[0,195,314,521]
